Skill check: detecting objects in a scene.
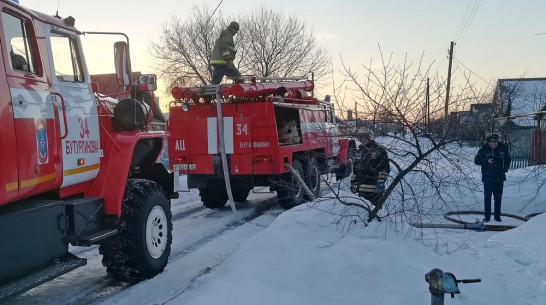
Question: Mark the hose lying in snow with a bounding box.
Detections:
[413,211,538,232]
[412,220,486,231]
[444,210,529,231]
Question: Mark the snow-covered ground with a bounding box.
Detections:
[159,166,546,305]
[8,143,546,305]
[111,144,546,305]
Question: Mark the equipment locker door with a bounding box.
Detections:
[0,9,62,201]
[45,26,100,187]
[231,117,253,174]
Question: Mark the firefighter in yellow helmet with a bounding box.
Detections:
[211,21,241,84]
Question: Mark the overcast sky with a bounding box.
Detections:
[22,0,546,104]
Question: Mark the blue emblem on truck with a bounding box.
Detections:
[36,119,48,164]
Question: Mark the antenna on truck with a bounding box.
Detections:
[55,0,61,18]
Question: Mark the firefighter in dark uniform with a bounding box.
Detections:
[351,133,390,206]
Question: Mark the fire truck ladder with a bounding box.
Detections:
[226,76,307,83]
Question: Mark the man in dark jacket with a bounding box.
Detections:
[351,134,390,206]
[474,134,511,222]
[211,21,241,84]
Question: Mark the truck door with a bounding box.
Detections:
[45,27,100,187]
[0,9,62,202]
[325,106,340,157]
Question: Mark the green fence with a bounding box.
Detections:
[510,148,529,169]
[471,145,529,170]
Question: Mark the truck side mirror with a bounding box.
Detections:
[114,41,132,87]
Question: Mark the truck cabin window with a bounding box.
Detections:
[1,11,38,74]
[50,33,84,82]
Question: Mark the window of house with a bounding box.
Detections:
[50,32,84,82]
[1,11,38,74]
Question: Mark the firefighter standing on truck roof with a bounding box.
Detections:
[351,133,390,206]
[211,21,241,84]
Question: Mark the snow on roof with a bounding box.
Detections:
[496,78,546,118]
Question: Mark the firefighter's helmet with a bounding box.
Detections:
[229,21,240,31]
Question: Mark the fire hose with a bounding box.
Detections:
[412,211,540,232]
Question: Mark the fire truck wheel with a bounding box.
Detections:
[231,186,251,202]
[99,179,172,282]
[277,159,304,209]
[337,147,356,181]
[304,158,321,200]
[200,180,228,208]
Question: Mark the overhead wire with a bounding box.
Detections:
[378,46,447,74]
[453,56,493,86]
[459,0,482,47]
[453,0,474,42]
[415,47,449,65]
[455,0,482,48]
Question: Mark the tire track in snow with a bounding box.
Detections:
[5,192,280,305]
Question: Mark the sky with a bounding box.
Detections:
[21,0,546,108]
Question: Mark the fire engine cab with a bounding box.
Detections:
[0,0,174,299]
[168,78,355,209]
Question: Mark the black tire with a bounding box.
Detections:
[277,159,304,209]
[199,180,228,208]
[231,186,251,202]
[337,147,356,181]
[99,179,172,282]
[304,157,320,200]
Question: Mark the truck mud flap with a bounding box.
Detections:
[0,253,86,301]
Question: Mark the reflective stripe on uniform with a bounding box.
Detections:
[351,183,378,193]
[358,184,379,193]
[211,59,227,64]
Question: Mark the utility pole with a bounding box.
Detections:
[445,41,455,118]
[426,77,430,132]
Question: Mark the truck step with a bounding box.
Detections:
[75,228,118,246]
[0,253,86,300]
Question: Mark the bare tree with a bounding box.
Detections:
[150,5,331,91]
[150,6,228,88]
[239,7,331,79]
[320,48,488,226]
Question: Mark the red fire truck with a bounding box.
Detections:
[0,0,174,299]
[168,78,355,209]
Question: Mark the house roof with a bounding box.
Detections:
[494,78,546,126]
[89,72,141,95]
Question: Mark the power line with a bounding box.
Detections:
[455,0,479,42]
[456,0,482,47]
[417,47,449,64]
[385,46,447,70]
[453,56,493,86]
[453,0,474,42]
